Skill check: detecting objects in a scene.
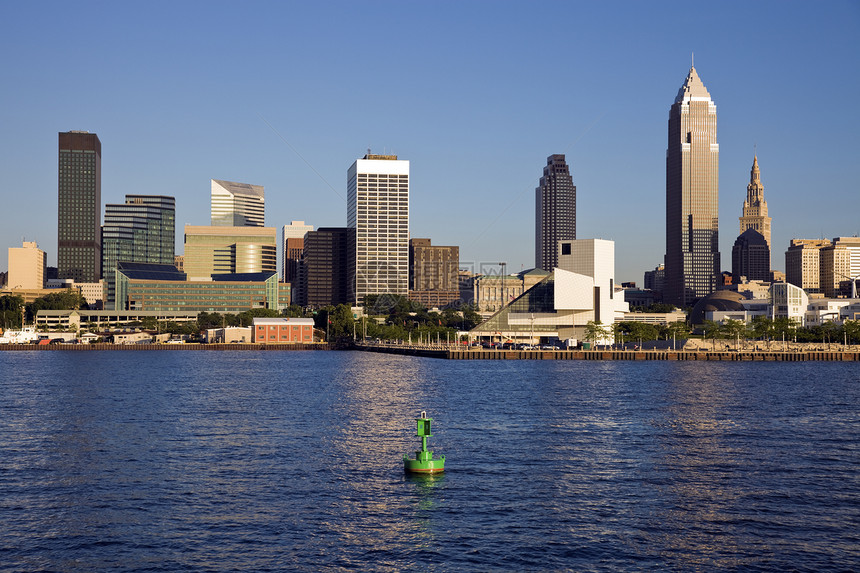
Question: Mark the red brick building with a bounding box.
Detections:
[252,317,315,344]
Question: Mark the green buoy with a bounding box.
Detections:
[403,411,445,473]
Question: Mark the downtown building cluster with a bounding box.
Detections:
[2,64,859,338]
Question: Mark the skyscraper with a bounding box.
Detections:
[347,154,409,303]
[739,155,772,254]
[211,179,265,227]
[58,131,101,282]
[664,66,720,307]
[299,227,353,308]
[535,154,576,271]
[102,195,176,309]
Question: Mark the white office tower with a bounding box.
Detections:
[347,154,409,303]
[211,179,265,227]
[555,239,628,327]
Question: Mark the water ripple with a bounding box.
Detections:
[0,353,858,571]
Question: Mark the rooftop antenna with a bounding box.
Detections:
[691,52,694,68]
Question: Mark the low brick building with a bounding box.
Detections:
[252,317,315,344]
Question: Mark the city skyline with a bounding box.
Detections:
[2,2,858,284]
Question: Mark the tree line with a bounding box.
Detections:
[583,315,860,347]
[1,290,88,329]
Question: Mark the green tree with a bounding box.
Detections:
[584,320,609,347]
[26,289,87,322]
[661,320,690,342]
[197,312,224,330]
[627,321,660,342]
[750,316,774,341]
[634,302,681,314]
[772,317,798,341]
[282,304,310,318]
[722,319,749,350]
[236,308,280,326]
[611,322,626,347]
[0,295,25,329]
[460,304,483,330]
[328,304,356,341]
[842,320,860,345]
[701,319,724,350]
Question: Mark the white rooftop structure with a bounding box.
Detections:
[211,179,265,227]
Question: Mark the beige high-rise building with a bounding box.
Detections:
[8,241,47,290]
[664,66,720,307]
[408,238,460,307]
[785,239,830,294]
[820,237,860,298]
[183,225,277,280]
[739,155,772,252]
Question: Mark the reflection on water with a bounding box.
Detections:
[0,353,858,572]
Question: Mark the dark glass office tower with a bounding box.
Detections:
[732,228,770,283]
[299,227,353,308]
[664,67,720,307]
[535,154,576,272]
[102,195,176,309]
[58,131,102,282]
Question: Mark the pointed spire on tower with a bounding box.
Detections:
[675,63,711,104]
[750,155,761,186]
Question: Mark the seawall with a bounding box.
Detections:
[359,346,860,361]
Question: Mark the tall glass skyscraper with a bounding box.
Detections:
[535,154,576,271]
[58,131,101,282]
[347,154,409,303]
[102,195,176,309]
[664,66,720,307]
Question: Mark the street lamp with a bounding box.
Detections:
[530,313,534,347]
[498,262,506,346]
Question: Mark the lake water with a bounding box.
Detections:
[0,351,858,572]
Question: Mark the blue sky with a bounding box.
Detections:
[2,1,859,284]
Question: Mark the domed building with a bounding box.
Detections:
[689,290,746,326]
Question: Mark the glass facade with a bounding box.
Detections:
[58,131,101,282]
[115,263,283,313]
[102,195,175,309]
[535,155,576,271]
[472,275,557,335]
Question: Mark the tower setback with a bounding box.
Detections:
[664,66,720,307]
[535,154,576,272]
